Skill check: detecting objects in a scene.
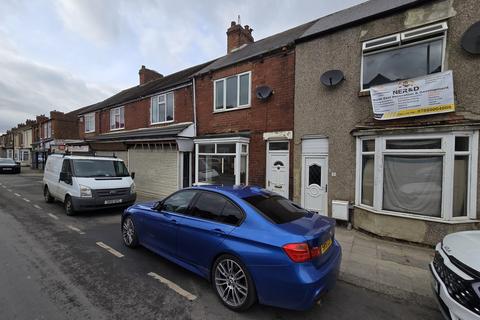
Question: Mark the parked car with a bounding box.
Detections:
[430,231,480,320]
[0,158,21,174]
[43,154,136,215]
[121,185,341,311]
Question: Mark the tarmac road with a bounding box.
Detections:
[0,173,442,319]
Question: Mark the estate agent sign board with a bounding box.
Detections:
[370,70,455,120]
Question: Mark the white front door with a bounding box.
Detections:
[303,156,328,215]
[266,142,289,198]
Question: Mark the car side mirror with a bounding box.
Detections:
[131,172,135,180]
[153,201,164,211]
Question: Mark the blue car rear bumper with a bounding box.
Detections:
[249,240,342,311]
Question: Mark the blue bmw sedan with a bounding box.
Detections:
[121,185,341,311]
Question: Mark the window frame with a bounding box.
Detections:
[360,22,448,92]
[110,106,125,131]
[84,113,96,133]
[355,131,479,223]
[194,137,249,186]
[213,71,252,112]
[151,91,175,125]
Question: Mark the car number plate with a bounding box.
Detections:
[321,238,333,254]
[3,168,12,171]
[104,199,122,205]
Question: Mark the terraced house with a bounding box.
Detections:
[76,63,210,198]
[193,21,314,199]
[293,0,480,244]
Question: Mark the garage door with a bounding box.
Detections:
[95,151,128,167]
[128,148,178,199]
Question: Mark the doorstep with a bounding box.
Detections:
[336,226,436,308]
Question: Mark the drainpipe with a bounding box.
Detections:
[192,77,197,137]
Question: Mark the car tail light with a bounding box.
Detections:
[283,243,320,263]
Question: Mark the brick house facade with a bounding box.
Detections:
[193,21,315,199]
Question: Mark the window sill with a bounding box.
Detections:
[354,204,479,224]
[213,105,251,114]
[84,130,95,134]
[109,127,125,132]
[151,120,174,125]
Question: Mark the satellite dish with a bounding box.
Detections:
[256,85,273,100]
[320,70,345,87]
[461,21,480,54]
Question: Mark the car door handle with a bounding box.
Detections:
[212,228,225,235]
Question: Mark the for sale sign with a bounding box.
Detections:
[370,71,455,120]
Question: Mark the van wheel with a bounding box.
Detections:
[64,195,76,216]
[44,186,54,203]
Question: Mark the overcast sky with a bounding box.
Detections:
[0,0,367,134]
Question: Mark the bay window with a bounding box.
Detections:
[356,132,478,221]
[110,107,125,130]
[151,92,174,124]
[214,72,251,111]
[195,138,249,185]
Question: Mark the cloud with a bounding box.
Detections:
[0,31,117,133]
[0,0,367,134]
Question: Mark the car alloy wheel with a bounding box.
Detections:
[122,217,138,248]
[214,258,249,308]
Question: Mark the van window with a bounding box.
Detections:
[61,159,72,174]
[72,160,129,178]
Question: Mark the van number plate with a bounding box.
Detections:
[321,238,333,254]
[105,199,122,205]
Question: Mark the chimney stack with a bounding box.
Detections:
[139,65,163,85]
[227,21,254,53]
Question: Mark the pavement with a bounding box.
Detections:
[0,172,442,319]
[336,225,436,307]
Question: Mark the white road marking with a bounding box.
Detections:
[7,189,12,192]
[48,213,59,220]
[23,198,30,203]
[33,204,42,210]
[67,225,85,235]
[1,185,6,188]
[147,272,197,301]
[96,242,124,258]
[14,193,21,197]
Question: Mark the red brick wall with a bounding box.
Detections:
[78,85,194,138]
[195,50,295,192]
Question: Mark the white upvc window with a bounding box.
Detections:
[355,131,479,222]
[151,92,174,124]
[361,22,447,91]
[213,71,251,112]
[110,107,125,130]
[194,137,249,186]
[43,121,52,139]
[84,113,95,133]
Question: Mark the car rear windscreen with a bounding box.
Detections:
[243,194,307,224]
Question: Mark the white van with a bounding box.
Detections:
[43,154,137,215]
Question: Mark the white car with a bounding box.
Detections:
[430,231,480,320]
[43,154,136,215]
